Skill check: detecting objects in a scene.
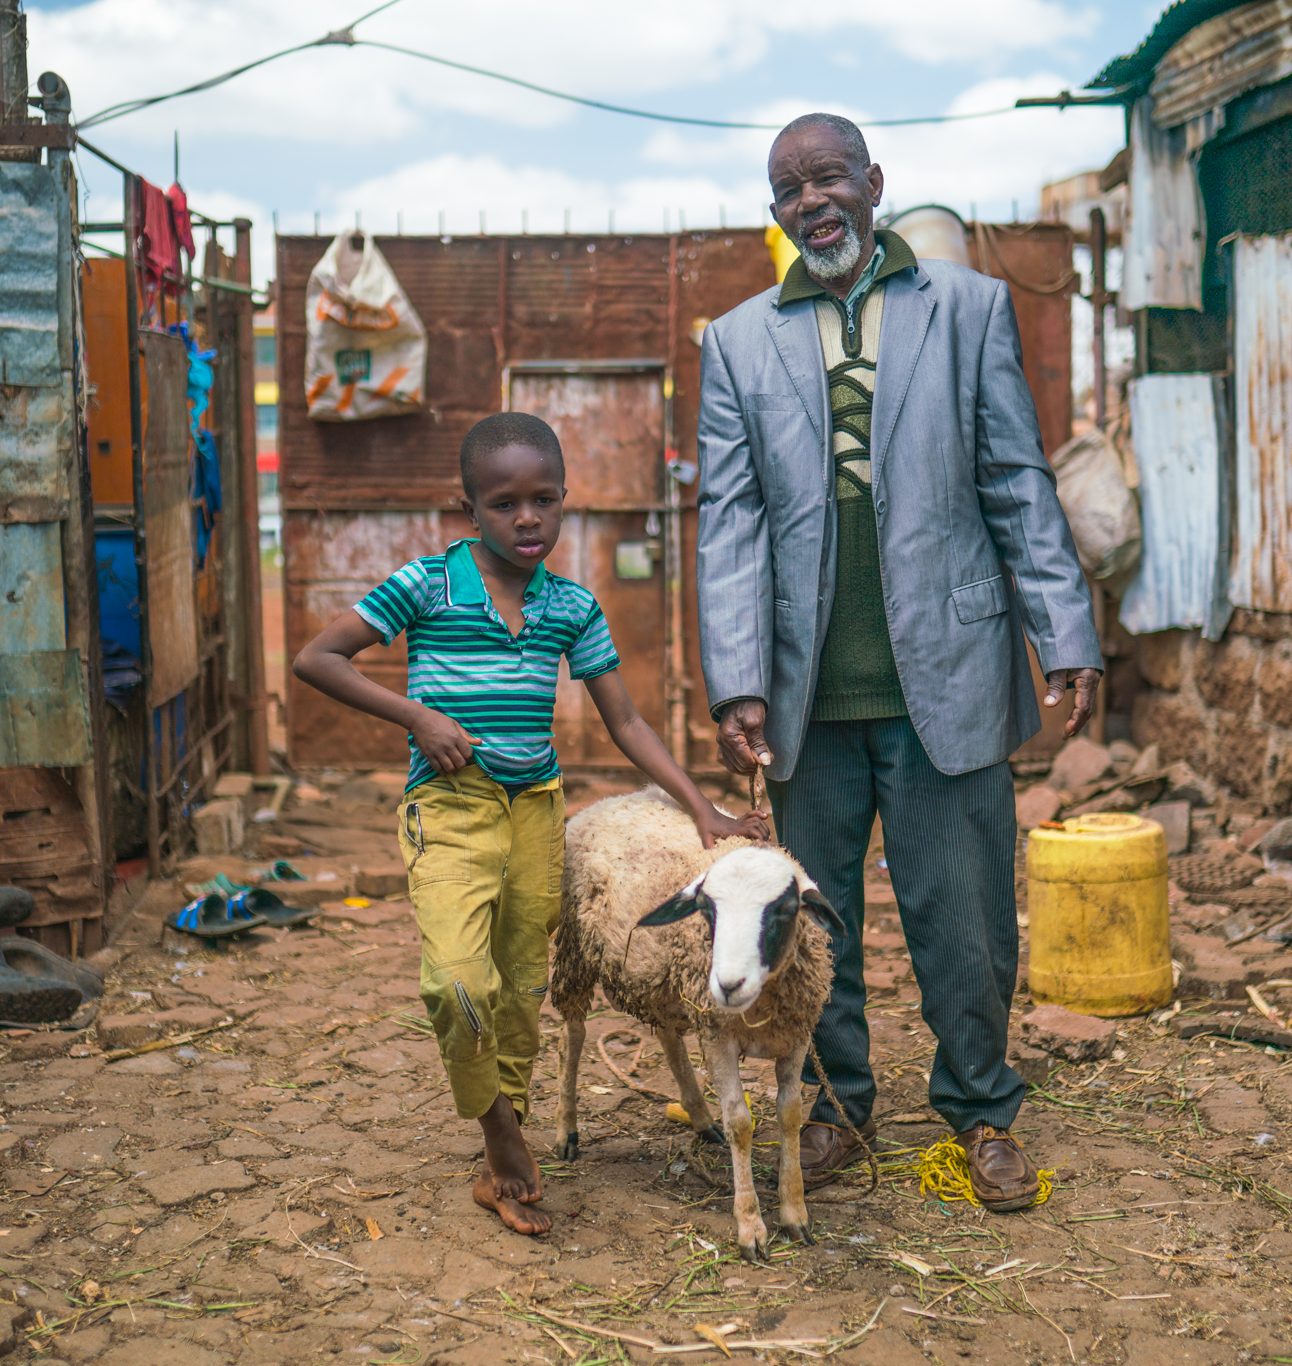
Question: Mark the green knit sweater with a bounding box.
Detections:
[779,231,917,721]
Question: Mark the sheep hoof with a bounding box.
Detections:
[783,1221,814,1246]
[739,1235,771,1265]
[697,1124,725,1146]
[555,1132,579,1161]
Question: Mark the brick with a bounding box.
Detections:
[1145,800,1191,855]
[1007,1042,1055,1086]
[212,771,255,813]
[353,862,408,898]
[1020,1004,1117,1062]
[191,798,246,855]
[1172,929,1263,998]
[1108,739,1140,772]
[1048,737,1113,791]
[1016,785,1062,829]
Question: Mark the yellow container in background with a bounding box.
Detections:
[1026,812,1171,1018]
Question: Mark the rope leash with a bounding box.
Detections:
[917,1133,1054,1208]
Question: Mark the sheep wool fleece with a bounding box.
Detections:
[396,763,564,1121]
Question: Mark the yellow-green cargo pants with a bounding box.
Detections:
[396,764,564,1121]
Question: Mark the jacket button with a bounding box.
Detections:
[876,499,887,515]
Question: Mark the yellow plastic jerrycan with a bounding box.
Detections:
[1026,812,1171,1018]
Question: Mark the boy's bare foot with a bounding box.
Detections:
[473,1165,552,1235]
[479,1094,543,1203]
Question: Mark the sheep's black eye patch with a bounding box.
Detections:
[758,882,800,969]
[696,890,717,937]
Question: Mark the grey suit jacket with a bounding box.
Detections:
[696,256,1102,782]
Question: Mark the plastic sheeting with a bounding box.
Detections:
[1119,373,1232,640]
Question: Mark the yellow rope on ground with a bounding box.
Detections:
[917,1133,1054,1208]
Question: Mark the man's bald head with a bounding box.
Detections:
[769,113,870,174]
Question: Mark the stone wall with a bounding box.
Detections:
[1132,611,1292,812]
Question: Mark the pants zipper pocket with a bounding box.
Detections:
[405,802,425,856]
[453,980,483,1053]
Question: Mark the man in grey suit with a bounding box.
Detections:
[696,113,1102,1211]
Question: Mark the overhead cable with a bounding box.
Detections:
[79,11,1023,133]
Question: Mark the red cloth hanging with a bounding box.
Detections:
[166,182,196,259]
[135,177,181,296]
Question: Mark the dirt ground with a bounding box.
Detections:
[4,773,1292,1365]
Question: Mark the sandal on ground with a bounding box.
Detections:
[227,888,315,928]
[166,894,267,939]
[0,936,103,999]
[0,964,82,1024]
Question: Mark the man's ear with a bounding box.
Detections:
[800,886,844,935]
[638,876,705,928]
[459,494,477,526]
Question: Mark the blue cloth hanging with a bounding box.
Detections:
[168,321,221,567]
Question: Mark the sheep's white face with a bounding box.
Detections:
[638,846,843,1015]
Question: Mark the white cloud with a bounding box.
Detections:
[31,0,1102,156]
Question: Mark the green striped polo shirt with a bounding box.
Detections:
[354,539,620,793]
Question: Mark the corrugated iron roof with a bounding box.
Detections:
[1230,232,1292,612]
[1089,0,1258,89]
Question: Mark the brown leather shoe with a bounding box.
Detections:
[799,1118,877,1189]
[955,1124,1040,1212]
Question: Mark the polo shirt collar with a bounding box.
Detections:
[776,228,918,308]
[444,538,547,607]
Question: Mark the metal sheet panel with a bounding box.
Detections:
[0,650,92,766]
[1123,98,1205,311]
[0,381,72,522]
[1120,374,1232,639]
[141,332,200,706]
[0,522,65,652]
[0,162,62,388]
[1231,232,1292,612]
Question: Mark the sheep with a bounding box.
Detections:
[551,787,841,1263]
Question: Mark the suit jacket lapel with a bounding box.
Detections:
[871,267,934,482]
[766,300,827,447]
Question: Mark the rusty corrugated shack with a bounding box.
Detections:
[0,41,268,954]
[1089,0,1292,810]
[276,223,1077,773]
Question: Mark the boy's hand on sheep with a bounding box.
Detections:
[692,804,770,849]
[717,699,773,774]
[410,708,482,773]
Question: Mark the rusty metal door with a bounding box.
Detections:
[505,362,667,766]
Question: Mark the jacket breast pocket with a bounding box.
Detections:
[951,575,1008,624]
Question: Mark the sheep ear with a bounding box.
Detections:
[638,877,705,928]
[800,887,844,935]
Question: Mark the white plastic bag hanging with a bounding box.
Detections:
[304,231,426,421]
[1050,425,1141,586]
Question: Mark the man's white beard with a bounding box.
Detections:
[798,216,863,281]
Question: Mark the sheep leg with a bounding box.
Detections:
[555,1014,585,1161]
[775,1044,813,1244]
[658,1028,722,1144]
[707,1033,768,1263]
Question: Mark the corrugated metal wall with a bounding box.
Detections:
[277,226,1075,771]
[1230,231,1292,612]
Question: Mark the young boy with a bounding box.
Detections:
[293,412,767,1237]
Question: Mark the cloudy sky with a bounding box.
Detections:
[27,0,1159,285]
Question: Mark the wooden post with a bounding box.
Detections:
[1090,206,1107,428]
[232,220,270,774]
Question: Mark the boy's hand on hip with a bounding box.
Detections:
[1044,668,1102,737]
[411,709,481,773]
[717,699,773,775]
